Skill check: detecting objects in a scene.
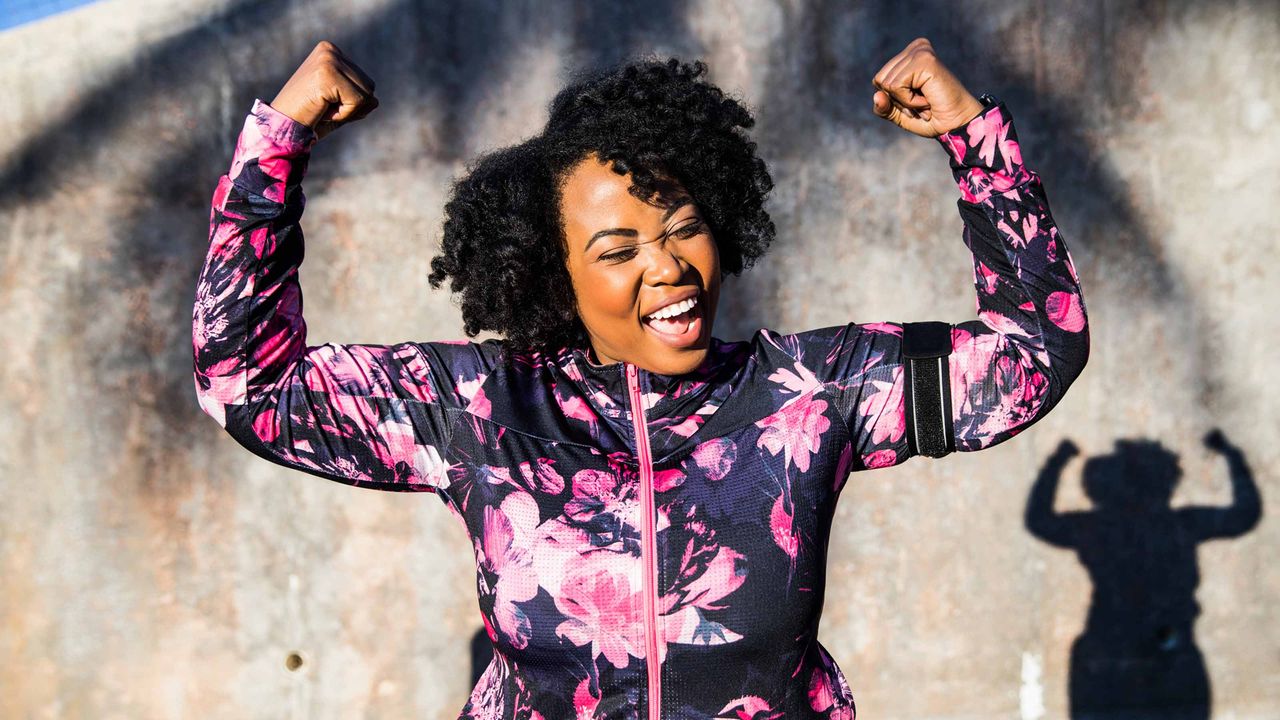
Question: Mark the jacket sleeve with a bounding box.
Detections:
[192,99,496,492]
[770,96,1090,472]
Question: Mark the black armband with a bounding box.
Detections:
[902,321,956,458]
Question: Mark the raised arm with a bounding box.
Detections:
[936,94,1091,449]
[192,43,496,492]
[1025,439,1085,548]
[1184,429,1262,541]
[770,39,1090,472]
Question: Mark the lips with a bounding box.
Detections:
[642,292,704,348]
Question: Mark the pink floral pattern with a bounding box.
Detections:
[193,95,1087,718]
[479,491,541,648]
[555,552,646,669]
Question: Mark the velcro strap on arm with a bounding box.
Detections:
[901,321,956,458]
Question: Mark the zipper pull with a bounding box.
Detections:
[626,363,637,380]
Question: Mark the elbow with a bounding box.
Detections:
[998,346,1086,444]
[1057,291,1091,383]
[1035,313,1091,413]
[193,323,232,429]
[1025,347,1087,430]
[1060,321,1091,393]
[192,367,245,431]
[1072,315,1092,375]
[194,384,229,429]
[1059,337,1090,392]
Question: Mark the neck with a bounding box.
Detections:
[586,345,615,368]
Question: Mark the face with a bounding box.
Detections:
[559,152,720,375]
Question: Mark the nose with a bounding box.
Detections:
[642,240,687,286]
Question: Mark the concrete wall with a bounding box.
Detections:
[1,0,1275,717]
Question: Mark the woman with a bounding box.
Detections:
[193,38,1089,719]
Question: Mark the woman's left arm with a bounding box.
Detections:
[936,93,1092,452]
[768,39,1090,471]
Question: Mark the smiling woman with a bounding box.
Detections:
[426,57,776,371]
[194,40,1090,719]
[559,151,721,373]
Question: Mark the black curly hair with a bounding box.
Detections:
[427,55,776,359]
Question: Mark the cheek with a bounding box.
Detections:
[695,237,721,283]
[574,265,641,323]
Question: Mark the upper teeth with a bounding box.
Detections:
[647,296,698,320]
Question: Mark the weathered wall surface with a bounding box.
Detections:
[1,0,1276,717]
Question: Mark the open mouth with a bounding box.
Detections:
[641,293,704,348]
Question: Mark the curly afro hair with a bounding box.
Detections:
[427,55,776,359]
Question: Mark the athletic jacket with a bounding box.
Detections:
[192,93,1089,719]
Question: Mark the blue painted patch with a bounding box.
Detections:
[1,0,106,31]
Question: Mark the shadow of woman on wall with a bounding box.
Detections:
[1025,430,1262,719]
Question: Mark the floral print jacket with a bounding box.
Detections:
[192,93,1089,720]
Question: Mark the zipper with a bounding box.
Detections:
[625,362,662,720]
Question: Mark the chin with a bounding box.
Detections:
[637,296,716,374]
[653,344,711,376]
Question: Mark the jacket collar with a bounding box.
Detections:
[471,337,765,462]
[554,340,756,460]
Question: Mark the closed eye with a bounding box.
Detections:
[601,247,638,263]
[599,221,705,262]
[672,220,704,238]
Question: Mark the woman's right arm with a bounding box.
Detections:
[193,49,495,492]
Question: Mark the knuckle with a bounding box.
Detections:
[318,68,345,93]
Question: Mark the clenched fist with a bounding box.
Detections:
[270,41,379,141]
[871,38,986,138]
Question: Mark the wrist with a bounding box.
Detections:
[935,94,1032,203]
[267,93,322,130]
[947,96,988,133]
[250,98,319,153]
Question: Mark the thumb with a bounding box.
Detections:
[872,90,892,117]
[871,89,937,137]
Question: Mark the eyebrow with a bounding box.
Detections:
[583,198,693,253]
